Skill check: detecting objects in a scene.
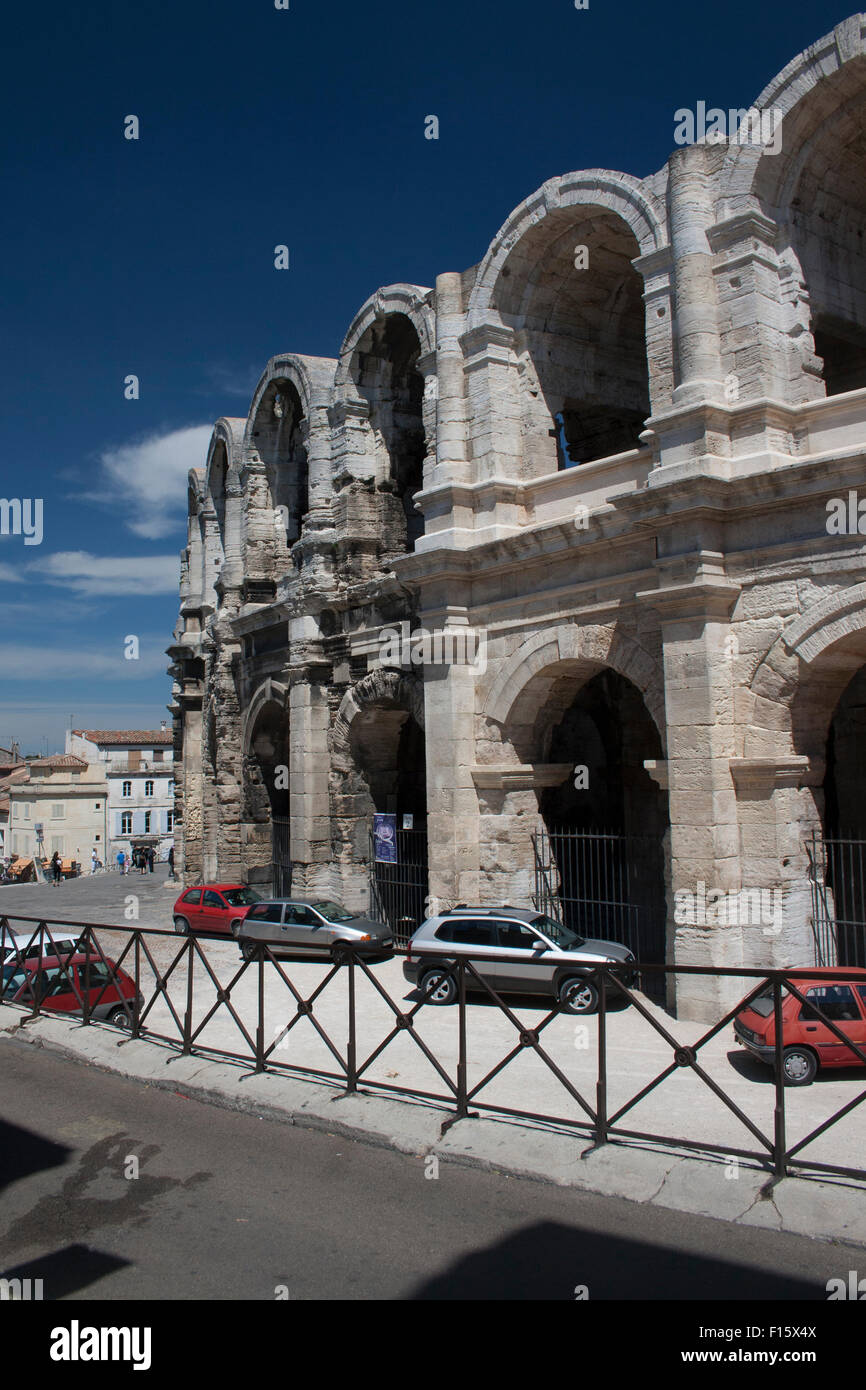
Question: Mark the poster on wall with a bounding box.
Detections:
[373,813,398,863]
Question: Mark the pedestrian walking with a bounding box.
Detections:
[168,845,175,880]
[116,849,124,873]
[123,851,130,875]
[90,849,98,875]
[139,849,146,875]
[147,847,155,873]
[51,851,62,886]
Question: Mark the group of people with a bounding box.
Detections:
[116,847,156,874]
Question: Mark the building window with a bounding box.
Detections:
[121,813,132,835]
[94,803,101,811]
[51,837,63,854]
[122,781,132,798]
[166,810,173,832]
[51,804,65,820]
[24,803,31,820]
[145,780,154,798]
[143,812,151,834]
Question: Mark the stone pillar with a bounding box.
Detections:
[288,665,332,893]
[640,566,743,1018]
[461,324,523,481]
[421,607,482,910]
[430,272,469,490]
[668,145,725,405]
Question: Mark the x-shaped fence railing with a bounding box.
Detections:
[2,914,865,1182]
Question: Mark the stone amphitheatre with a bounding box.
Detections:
[169,16,866,1017]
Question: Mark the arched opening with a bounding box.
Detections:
[765,62,866,396]
[495,660,668,987]
[243,698,290,893]
[251,378,309,550]
[493,207,650,474]
[353,313,426,554]
[332,676,428,938]
[820,663,866,966]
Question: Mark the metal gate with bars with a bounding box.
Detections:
[368,826,428,946]
[807,832,866,968]
[272,817,292,898]
[533,825,667,986]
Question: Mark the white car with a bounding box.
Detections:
[1,927,83,967]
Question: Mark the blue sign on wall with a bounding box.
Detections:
[373,813,398,864]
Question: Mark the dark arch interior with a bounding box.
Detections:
[494,207,650,472]
[354,313,426,554]
[245,703,290,821]
[536,670,668,976]
[251,379,309,546]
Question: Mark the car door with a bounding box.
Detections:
[282,904,325,951]
[35,964,83,1015]
[437,920,500,990]
[179,888,204,930]
[199,889,232,935]
[243,902,286,946]
[797,984,866,1068]
[494,920,554,992]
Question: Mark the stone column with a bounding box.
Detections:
[639,564,743,1019]
[668,145,725,405]
[288,656,332,894]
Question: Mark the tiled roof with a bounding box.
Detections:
[73,729,173,745]
[27,755,88,769]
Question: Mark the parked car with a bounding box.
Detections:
[237,898,393,961]
[173,884,263,937]
[0,951,142,1028]
[1,927,84,967]
[403,906,637,1014]
[733,969,866,1085]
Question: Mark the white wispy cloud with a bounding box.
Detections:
[30,551,179,597]
[0,641,170,681]
[0,561,23,582]
[90,424,213,539]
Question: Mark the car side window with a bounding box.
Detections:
[287,906,317,926]
[496,922,544,951]
[799,985,859,1022]
[247,904,283,923]
[38,967,78,1000]
[436,921,495,946]
[202,891,224,908]
[183,889,202,905]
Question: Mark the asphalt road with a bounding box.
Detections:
[0,1037,851,1301]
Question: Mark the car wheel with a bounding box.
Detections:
[241,939,258,962]
[331,941,353,965]
[558,976,599,1015]
[107,1006,131,1029]
[419,967,457,1006]
[173,916,189,935]
[781,1046,817,1086]
[230,919,242,939]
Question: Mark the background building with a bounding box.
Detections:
[170,17,866,1017]
[66,729,175,865]
[7,755,107,865]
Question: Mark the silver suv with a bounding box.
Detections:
[404,907,636,1014]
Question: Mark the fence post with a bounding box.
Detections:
[773,976,787,1179]
[456,958,468,1119]
[255,946,266,1073]
[182,938,194,1055]
[132,932,141,1039]
[596,968,608,1146]
[345,954,357,1093]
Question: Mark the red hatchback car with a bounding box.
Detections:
[0,952,141,1029]
[172,884,262,938]
[734,969,866,1085]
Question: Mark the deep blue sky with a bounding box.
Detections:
[0,0,851,751]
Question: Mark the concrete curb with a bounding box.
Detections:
[4,1009,866,1250]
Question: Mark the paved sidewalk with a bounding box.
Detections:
[3,989,866,1252]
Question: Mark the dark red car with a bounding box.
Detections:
[734,968,866,1085]
[172,884,262,938]
[0,952,141,1029]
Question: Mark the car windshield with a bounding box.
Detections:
[221,888,262,907]
[532,914,584,948]
[1,965,26,996]
[310,901,357,923]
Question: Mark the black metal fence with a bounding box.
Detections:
[272,817,291,898]
[808,833,866,969]
[368,827,428,945]
[533,826,667,987]
[3,913,866,1184]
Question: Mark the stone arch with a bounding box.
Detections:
[746,584,866,764]
[335,285,435,391]
[330,668,424,771]
[467,170,666,330]
[205,418,245,515]
[482,624,666,755]
[242,678,289,758]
